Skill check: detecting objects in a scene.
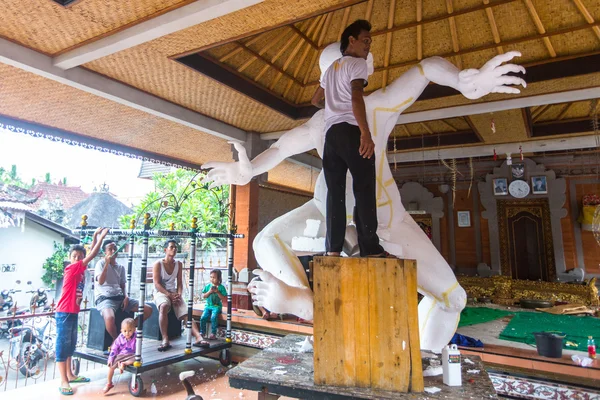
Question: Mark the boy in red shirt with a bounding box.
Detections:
[56,227,108,396]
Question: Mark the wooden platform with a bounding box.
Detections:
[227,334,498,399]
[74,336,230,373]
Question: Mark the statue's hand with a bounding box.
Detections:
[457,51,526,100]
[203,142,253,188]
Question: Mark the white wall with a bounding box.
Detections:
[0,219,65,308]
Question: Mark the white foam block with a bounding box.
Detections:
[303,219,321,238]
[291,236,325,252]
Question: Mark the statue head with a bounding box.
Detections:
[319,42,374,82]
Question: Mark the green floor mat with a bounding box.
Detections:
[499,312,600,351]
[458,307,514,328]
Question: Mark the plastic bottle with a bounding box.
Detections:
[442,344,462,386]
[588,336,596,359]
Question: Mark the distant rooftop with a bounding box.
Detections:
[30,182,89,210]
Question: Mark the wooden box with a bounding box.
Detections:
[313,257,423,393]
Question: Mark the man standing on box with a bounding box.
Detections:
[311,19,391,258]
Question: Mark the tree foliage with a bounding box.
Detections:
[120,169,230,251]
[42,242,69,288]
[0,164,30,188]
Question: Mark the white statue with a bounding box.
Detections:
[204,44,525,351]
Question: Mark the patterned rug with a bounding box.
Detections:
[490,372,600,399]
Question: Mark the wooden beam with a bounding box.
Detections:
[523,0,556,57]
[388,130,481,151]
[464,116,484,142]
[416,0,423,60]
[571,0,600,42]
[382,0,397,88]
[440,119,458,131]
[531,103,551,122]
[419,122,434,134]
[365,0,374,20]
[237,32,286,72]
[555,102,573,120]
[290,24,319,50]
[446,0,462,69]
[175,0,367,56]
[482,0,503,54]
[338,8,352,40]
[521,108,533,137]
[401,125,412,136]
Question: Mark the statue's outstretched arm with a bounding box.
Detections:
[203,111,324,187]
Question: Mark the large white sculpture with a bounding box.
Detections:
[205,45,526,351]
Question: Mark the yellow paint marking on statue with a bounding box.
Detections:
[313,256,423,392]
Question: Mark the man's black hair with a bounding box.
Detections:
[340,19,372,54]
[102,240,116,251]
[164,239,178,249]
[69,244,87,257]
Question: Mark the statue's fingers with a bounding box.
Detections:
[491,86,521,94]
[493,64,526,77]
[205,169,227,180]
[208,181,223,190]
[202,161,223,170]
[496,76,527,88]
[482,51,522,71]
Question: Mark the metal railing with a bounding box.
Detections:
[0,299,102,392]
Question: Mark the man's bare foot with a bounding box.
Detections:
[326,252,340,256]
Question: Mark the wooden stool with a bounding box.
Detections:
[313,257,423,393]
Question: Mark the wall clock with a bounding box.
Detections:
[508,180,530,198]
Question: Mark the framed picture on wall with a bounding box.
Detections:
[457,211,471,227]
[493,178,508,195]
[531,176,548,194]
[511,163,525,180]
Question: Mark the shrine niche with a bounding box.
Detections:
[399,182,444,252]
[478,158,567,280]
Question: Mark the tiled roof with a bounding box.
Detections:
[0,184,39,204]
[30,182,89,210]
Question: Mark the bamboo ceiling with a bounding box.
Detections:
[0,0,599,191]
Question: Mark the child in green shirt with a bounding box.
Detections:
[200,269,227,339]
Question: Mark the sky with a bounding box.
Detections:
[0,127,155,207]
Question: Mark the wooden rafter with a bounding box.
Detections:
[306,20,600,85]
[219,35,263,63]
[590,99,600,116]
[419,122,434,134]
[382,0,397,88]
[532,104,551,122]
[464,116,484,142]
[402,125,412,136]
[571,0,600,42]
[290,25,319,50]
[338,7,352,40]
[284,16,327,98]
[523,0,556,57]
[364,0,374,20]
[270,17,322,90]
[446,0,462,69]
[255,22,308,82]
[295,13,333,103]
[237,32,286,73]
[416,0,423,60]
[440,119,458,131]
[482,0,504,54]
[555,103,573,120]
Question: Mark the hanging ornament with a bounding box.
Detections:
[493,148,497,161]
[490,119,496,134]
[506,153,513,166]
[519,145,523,161]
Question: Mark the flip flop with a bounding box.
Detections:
[59,386,74,395]
[103,383,114,394]
[193,340,210,348]
[69,376,90,383]
[158,343,172,352]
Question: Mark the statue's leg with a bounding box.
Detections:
[384,213,467,352]
[253,199,325,289]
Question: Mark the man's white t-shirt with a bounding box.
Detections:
[320,55,369,133]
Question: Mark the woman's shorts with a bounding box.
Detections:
[55,312,78,362]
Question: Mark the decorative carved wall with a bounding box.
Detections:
[478,158,567,279]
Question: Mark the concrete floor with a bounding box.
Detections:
[5,357,297,400]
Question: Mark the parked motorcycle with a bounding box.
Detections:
[0,308,25,339]
[9,314,55,377]
[0,288,20,311]
[27,282,51,312]
[0,285,24,339]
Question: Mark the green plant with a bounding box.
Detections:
[120,169,230,251]
[42,242,69,288]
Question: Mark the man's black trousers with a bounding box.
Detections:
[323,122,384,257]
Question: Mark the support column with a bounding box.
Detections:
[231,132,267,311]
